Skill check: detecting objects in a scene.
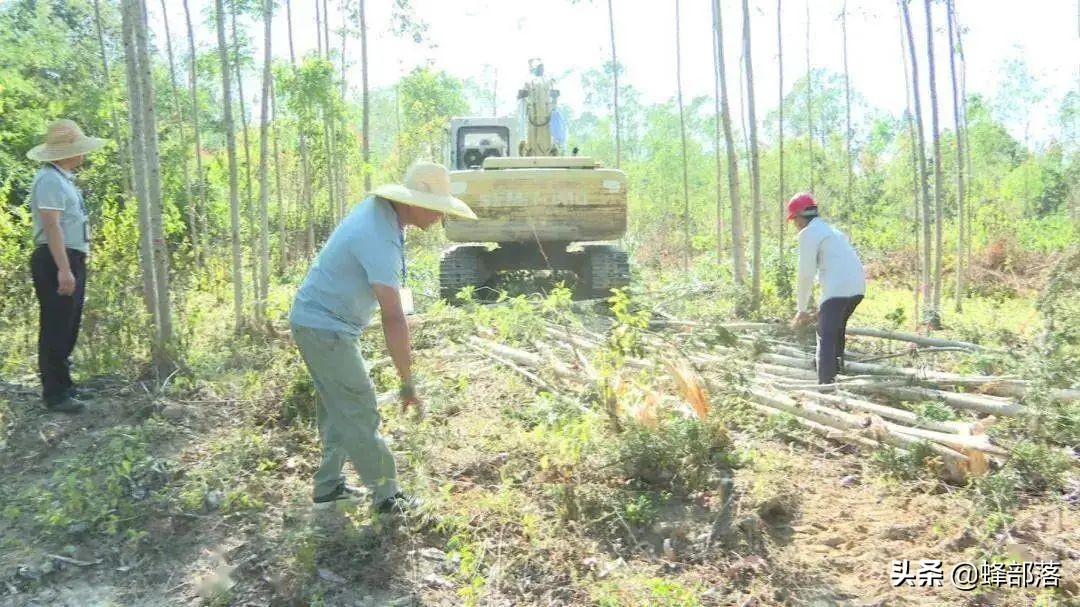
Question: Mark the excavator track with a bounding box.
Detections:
[440,245,489,302]
[578,245,630,299]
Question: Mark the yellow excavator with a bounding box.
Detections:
[440,59,630,300]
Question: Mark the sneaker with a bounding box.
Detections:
[69,387,93,400]
[313,483,365,509]
[375,492,420,515]
[45,396,86,414]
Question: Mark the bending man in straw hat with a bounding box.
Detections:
[787,192,866,385]
[289,161,476,513]
[27,119,107,414]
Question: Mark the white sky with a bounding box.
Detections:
[151,0,1080,144]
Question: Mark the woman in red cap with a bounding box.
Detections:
[787,193,866,385]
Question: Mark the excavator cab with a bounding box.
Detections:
[448,117,517,170]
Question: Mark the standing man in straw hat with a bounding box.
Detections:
[27,119,107,414]
[787,192,866,385]
[289,161,475,513]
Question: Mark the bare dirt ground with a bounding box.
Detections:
[1,307,1077,607]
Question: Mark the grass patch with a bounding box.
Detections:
[6,419,173,540]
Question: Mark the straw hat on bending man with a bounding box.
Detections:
[289,161,476,513]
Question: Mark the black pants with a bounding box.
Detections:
[817,295,863,385]
[31,246,86,405]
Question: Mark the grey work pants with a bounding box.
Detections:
[291,324,400,501]
[817,295,864,385]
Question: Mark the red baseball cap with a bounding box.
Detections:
[786,192,817,221]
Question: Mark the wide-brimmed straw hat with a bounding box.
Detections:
[27,119,107,162]
[373,162,477,220]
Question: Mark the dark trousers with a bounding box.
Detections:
[817,295,863,385]
[31,246,87,405]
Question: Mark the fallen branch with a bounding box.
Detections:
[467,337,582,382]
[465,341,586,412]
[857,347,973,363]
[850,384,1024,417]
[886,423,1009,457]
[744,401,903,454]
[843,327,993,353]
[788,390,971,434]
[48,554,102,567]
[746,388,971,464]
[655,317,995,353]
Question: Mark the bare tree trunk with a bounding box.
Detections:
[216,0,244,330]
[712,0,725,261]
[777,0,786,286]
[315,0,323,57]
[842,0,853,208]
[738,44,751,182]
[713,0,745,285]
[902,0,933,326]
[159,0,198,264]
[321,0,338,225]
[955,4,972,269]
[805,0,814,192]
[139,0,172,357]
[284,0,314,255]
[925,0,945,322]
[323,0,332,60]
[182,0,209,263]
[121,0,157,332]
[338,3,349,213]
[257,0,272,323]
[128,0,172,368]
[676,0,691,272]
[899,5,921,324]
[360,0,371,192]
[947,0,965,312]
[607,0,620,169]
[92,0,132,198]
[231,5,258,310]
[743,0,762,305]
[272,79,287,275]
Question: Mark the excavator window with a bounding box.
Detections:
[456,126,510,169]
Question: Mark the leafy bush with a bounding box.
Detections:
[1005,440,1072,495]
[614,415,733,493]
[13,419,173,538]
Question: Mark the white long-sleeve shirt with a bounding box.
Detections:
[797,218,866,312]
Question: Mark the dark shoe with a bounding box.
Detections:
[69,387,93,400]
[313,483,364,509]
[45,397,86,414]
[375,492,420,515]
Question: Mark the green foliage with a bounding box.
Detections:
[394,67,468,171]
[914,401,958,423]
[604,288,650,360]
[13,419,173,538]
[614,414,733,493]
[175,426,284,515]
[870,442,941,481]
[593,576,703,607]
[469,292,544,345]
[1005,441,1072,495]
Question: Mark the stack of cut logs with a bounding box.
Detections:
[457,316,1079,481]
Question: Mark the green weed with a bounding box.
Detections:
[15,419,173,538]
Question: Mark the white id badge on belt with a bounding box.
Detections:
[400,287,415,315]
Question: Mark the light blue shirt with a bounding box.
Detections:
[30,164,90,254]
[550,108,568,148]
[289,196,404,335]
